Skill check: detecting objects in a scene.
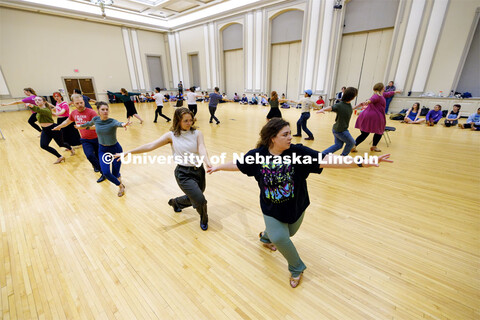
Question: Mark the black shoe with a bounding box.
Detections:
[200,222,208,231]
[216,121,220,125]
[166,119,171,122]
[292,134,301,137]
[168,199,182,212]
[304,137,314,140]
[209,121,213,123]
[97,175,106,183]
[153,120,157,123]
[94,167,100,173]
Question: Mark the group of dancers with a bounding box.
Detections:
[2,83,395,288]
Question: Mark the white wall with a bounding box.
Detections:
[0,7,131,100]
[137,30,171,91]
[177,26,208,91]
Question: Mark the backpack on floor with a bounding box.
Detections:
[420,107,429,116]
[390,113,405,120]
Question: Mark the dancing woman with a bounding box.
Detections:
[208,118,392,288]
[115,107,212,230]
[27,96,74,163]
[1,87,41,133]
[52,92,81,146]
[352,83,401,152]
[78,102,129,196]
[265,91,291,121]
[107,88,144,124]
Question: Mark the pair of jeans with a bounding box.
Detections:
[173,165,208,224]
[80,138,102,173]
[154,105,171,122]
[296,112,313,138]
[209,106,219,123]
[322,129,356,156]
[260,212,306,277]
[40,124,71,158]
[99,142,123,185]
[385,96,393,114]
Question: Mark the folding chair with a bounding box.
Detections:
[383,126,396,147]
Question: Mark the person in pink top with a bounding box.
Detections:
[52,92,81,147]
[53,94,106,183]
[352,82,401,152]
[1,87,42,133]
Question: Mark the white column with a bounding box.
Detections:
[394,0,426,91]
[121,27,138,90]
[411,0,449,92]
[208,23,217,86]
[203,24,212,89]
[304,0,321,91]
[254,10,263,91]
[130,29,145,90]
[174,32,184,84]
[246,12,254,91]
[168,33,179,86]
[315,0,334,92]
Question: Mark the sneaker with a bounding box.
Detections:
[97,175,106,183]
[200,222,208,231]
[168,199,182,212]
[304,137,314,140]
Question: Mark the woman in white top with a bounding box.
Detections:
[186,87,203,116]
[116,107,212,230]
[152,87,171,123]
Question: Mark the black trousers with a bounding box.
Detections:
[40,124,71,158]
[154,105,171,122]
[188,104,197,116]
[28,113,42,132]
[209,106,219,123]
[173,165,208,224]
[355,131,382,147]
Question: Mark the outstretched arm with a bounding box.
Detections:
[317,106,333,114]
[197,131,212,168]
[1,100,26,106]
[115,131,172,158]
[207,161,240,174]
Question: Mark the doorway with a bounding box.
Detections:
[63,78,97,100]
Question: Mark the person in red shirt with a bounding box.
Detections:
[54,94,106,183]
[316,95,325,107]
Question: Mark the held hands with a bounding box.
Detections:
[122,121,132,130]
[113,153,124,162]
[363,154,393,167]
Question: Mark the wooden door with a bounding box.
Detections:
[79,79,96,100]
[64,78,80,98]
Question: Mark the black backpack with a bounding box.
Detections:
[420,107,429,116]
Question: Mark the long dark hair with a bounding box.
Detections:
[256,118,290,148]
[24,87,37,96]
[171,107,196,136]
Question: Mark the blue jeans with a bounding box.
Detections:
[296,112,313,138]
[385,96,393,114]
[81,138,101,173]
[260,212,306,277]
[99,143,123,186]
[322,129,355,156]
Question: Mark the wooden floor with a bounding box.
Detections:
[0,101,479,319]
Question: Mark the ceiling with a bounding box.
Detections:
[87,0,222,20]
[0,0,276,31]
